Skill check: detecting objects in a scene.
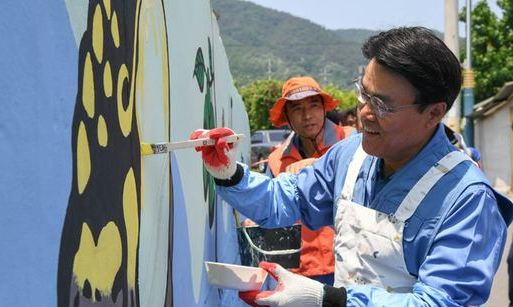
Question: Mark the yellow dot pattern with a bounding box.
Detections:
[92,4,104,63]
[72,222,122,300]
[77,121,91,194]
[82,52,95,119]
[64,0,143,302]
[123,168,139,288]
[97,115,108,147]
[117,64,133,137]
[103,0,111,20]
[111,12,120,48]
[103,61,112,98]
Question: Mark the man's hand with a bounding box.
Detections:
[241,219,258,227]
[239,261,323,307]
[189,128,238,179]
[284,158,318,175]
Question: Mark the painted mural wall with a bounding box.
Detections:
[0,0,250,306]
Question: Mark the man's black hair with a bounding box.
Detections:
[340,108,356,118]
[326,109,343,124]
[362,27,462,112]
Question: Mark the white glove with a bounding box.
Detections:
[239,261,323,307]
[189,128,238,180]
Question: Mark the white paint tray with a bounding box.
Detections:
[204,261,268,291]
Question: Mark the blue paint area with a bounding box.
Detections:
[0,2,248,305]
[0,1,77,306]
[172,153,220,306]
[216,198,247,307]
[172,154,245,306]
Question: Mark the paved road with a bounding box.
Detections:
[486,222,512,307]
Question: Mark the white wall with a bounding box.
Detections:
[475,101,513,191]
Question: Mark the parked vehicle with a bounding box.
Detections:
[250,129,291,172]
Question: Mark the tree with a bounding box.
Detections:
[461,0,513,101]
[323,83,358,111]
[239,79,283,132]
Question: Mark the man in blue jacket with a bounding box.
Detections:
[191,27,513,307]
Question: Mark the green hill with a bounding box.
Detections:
[212,0,448,88]
[333,29,382,44]
[212,0,374,88]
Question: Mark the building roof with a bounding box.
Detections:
[472,81,513,119]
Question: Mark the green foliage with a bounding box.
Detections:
[239,79,356,132]
[460,0,513,101]
[239,79,283,132]
[323,84,358,110]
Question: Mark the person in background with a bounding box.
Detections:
[326,109,344,126]
[327,107,360,131]
[444,124,482,168]
[244,76,354,285]
[191,27,512,306]
[340,108,358,128]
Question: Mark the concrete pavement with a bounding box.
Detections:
[486,220,513,306]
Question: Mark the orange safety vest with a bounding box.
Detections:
[267,120,352,277]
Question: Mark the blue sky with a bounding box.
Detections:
[247,0,502,35]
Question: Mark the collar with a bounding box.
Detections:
[375,123,452,179]
[283,119,341,158]
[415,123,453,158]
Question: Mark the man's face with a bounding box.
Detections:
[359,59,442,166]
[285,95,325,139]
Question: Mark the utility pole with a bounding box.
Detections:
[463,0,475,146]
[444,0,461,132]
[319,66,331,84]
[357,65,366,77]
[267,58,272,80]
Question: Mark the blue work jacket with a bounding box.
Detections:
[218,123,513,306]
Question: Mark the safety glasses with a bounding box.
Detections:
[354,77,420,118]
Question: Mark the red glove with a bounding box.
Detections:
[190,128,238,179]
[239,261,323,307]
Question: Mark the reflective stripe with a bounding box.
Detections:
[340,144,367,201]
[334,146,472,290]
[394,151,471,221]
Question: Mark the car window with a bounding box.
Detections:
[251,132,263,144]
[269,131,287,142]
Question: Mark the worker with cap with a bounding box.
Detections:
[190,27,513,306]
[246,76,354,285]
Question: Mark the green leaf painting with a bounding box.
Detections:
[193,47,206,93]
[194,39,217,229]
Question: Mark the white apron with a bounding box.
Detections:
[333,145,470,292]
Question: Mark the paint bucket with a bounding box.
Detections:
[237,224,301,269]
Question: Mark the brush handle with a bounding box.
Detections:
[141,134,245,155]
